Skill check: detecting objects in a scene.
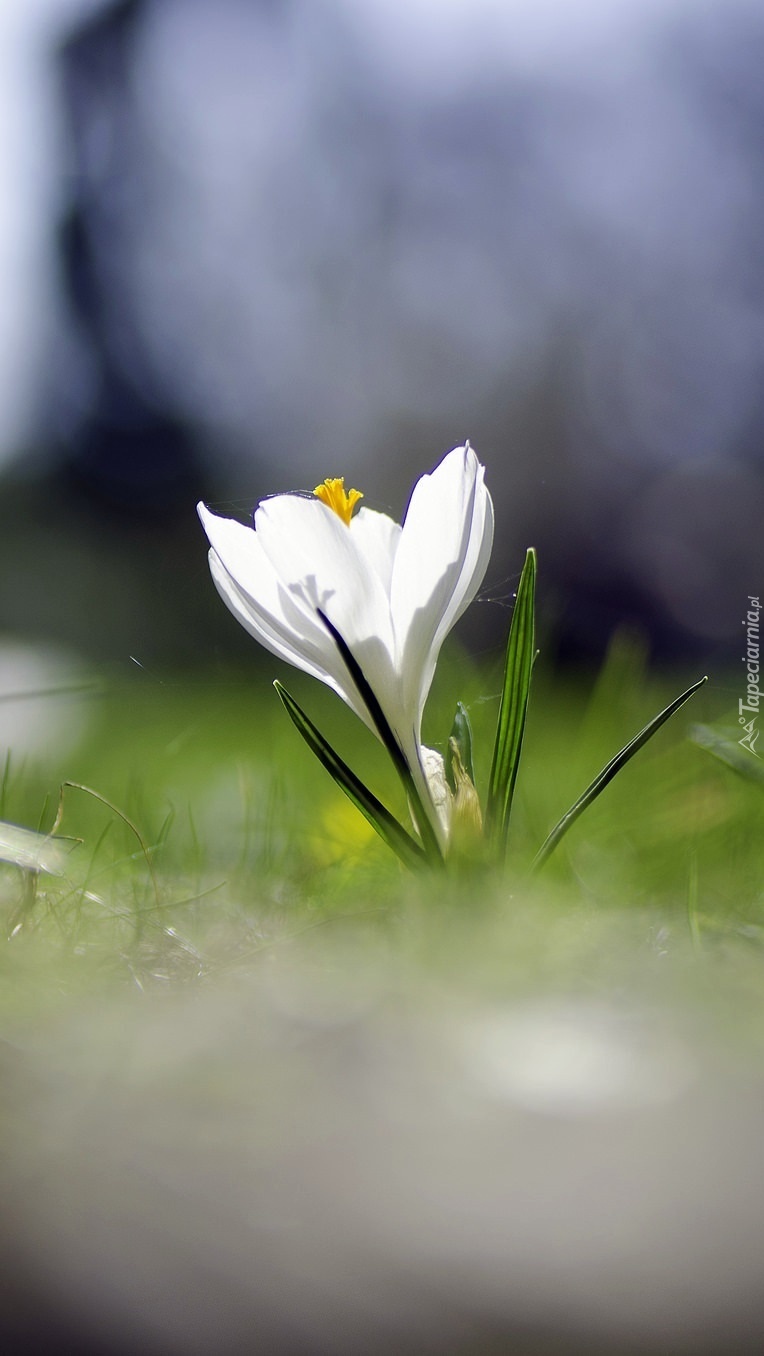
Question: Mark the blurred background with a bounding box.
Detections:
[0,0,762,672]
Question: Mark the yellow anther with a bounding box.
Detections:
[313,477,363,525]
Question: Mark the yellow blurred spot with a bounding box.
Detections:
[314,478,363,525]
[311,795,376,866]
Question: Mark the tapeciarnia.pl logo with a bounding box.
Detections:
[739,594,761,757]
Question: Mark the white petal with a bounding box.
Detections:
[199,505,372,725]
[199,505,319,649]
[254,494,404,729]
[254,495,392,644]
[420,745,453,839]
[207,550,340,688]
[348,507,401,594]
[431,459,494,642]
[391,445,494,726]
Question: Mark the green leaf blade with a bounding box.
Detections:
[533,673,708,871]
[446,701,475,793]
[485,547,537,860]
[274,681,427,872]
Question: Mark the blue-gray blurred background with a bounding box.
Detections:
[1,0,763,670]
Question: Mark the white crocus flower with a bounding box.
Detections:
[198,444,493,850]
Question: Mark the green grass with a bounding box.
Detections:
[0,642,762,1029]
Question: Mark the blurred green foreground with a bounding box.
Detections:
[1,644,763,1355]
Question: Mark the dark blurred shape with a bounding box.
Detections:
[54,0,204,518]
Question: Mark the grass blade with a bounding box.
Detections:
[274,681,428,871]
[533,674,708,870]
[316,611,444,865]
[485,547,537,860]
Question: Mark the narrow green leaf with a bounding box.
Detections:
[533,674,708,870]
[274,681,427,871]
[446,701,474,793]
[316,610,444,865]
[485,547,537,860]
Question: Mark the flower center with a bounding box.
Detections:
[313,477,363,526]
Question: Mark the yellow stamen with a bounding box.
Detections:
[313,477,363,526]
